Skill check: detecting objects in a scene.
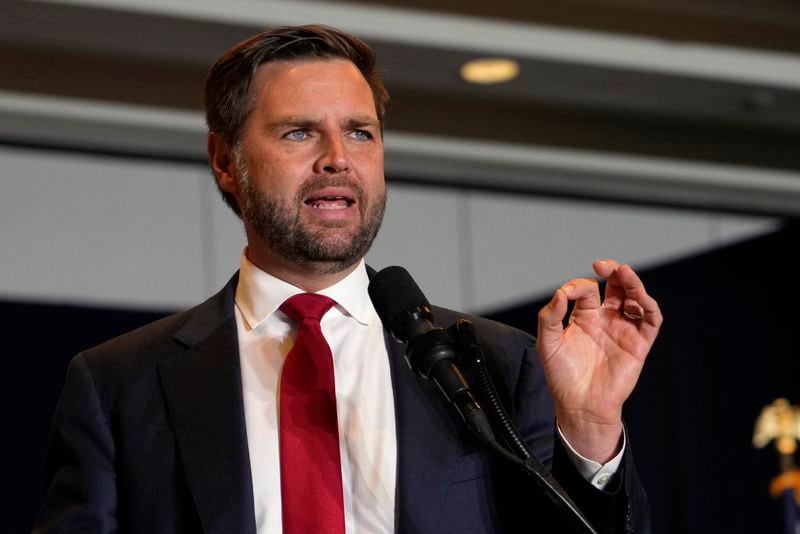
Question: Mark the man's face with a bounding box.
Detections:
[232,59,386,274]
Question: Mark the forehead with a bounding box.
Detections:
[250,59,377,115]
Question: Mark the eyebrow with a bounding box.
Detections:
[345,117,381,129]
[267,116,380,131]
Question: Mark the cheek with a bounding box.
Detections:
[353,150,385,181]
[251,156,300,190]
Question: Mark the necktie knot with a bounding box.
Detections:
[280,293,336,324]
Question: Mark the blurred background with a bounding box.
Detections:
[2,1,799,532]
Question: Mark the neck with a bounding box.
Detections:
[244,244,361,293]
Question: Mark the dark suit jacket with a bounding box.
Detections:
[34,273,650,533]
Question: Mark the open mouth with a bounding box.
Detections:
[305,195,355,209]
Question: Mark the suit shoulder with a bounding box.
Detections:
[78,275,237,371]
[430,305,536,347]
[82,307,193,359]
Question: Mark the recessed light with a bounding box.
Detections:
[460,58,520,85]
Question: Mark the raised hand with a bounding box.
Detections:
[537,259,662,462]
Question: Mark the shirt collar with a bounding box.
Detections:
[235,252,376,330]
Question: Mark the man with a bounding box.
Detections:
[34,25,662,533]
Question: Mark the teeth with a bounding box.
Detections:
[311,198,349,209]
[308,195,352,209]
[312,203,346,209]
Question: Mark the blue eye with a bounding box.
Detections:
[351,130,372,140]
[286,130,308,141]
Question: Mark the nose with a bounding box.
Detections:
[314,135,349,175]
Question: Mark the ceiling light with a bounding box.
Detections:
[460,58,520,85]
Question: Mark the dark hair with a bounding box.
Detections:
[203,24,390,215]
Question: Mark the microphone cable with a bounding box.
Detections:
[453,320,600,534]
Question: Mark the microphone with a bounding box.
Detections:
[369,266,600,534]
[368,266,494,444]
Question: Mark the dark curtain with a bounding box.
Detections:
[5,302,171,532]
[488,219,800,534]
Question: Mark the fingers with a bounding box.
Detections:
[592,258,620,278]
[593,259,663,328]
[541,259,663,349]
[563,278,602,312]
[538,278,602,351]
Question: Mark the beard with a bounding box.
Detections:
[237,166,386,275]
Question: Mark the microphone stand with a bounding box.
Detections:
[449,320,600,534]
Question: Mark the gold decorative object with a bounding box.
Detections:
[753,397,800,505]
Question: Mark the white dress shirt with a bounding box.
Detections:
[234,253,623,534]
[236,255,396,534]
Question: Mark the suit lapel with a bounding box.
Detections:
[387,332,479,533]
[157,275,257,534]
[366,264,467,532]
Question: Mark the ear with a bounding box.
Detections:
[207,131,241,198]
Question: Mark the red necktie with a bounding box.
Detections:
[279,294,345,534]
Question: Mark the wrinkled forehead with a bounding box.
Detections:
[248,59,378,116]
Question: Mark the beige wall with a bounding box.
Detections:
[0,145,776,314]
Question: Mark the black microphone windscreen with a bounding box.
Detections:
[368,266,430,328]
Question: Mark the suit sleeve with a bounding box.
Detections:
[516,345,652,534]
[551,427,652,534]
[33,354,119,533]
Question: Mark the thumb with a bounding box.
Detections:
[537,287,568,356]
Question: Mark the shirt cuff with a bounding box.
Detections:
[556,424,626,490]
